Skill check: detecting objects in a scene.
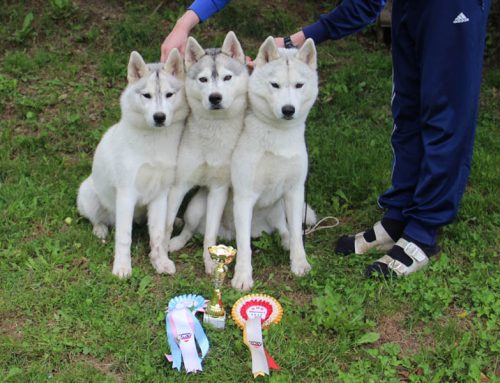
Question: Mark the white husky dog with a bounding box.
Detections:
[231,37,319,290]
[77,50,187,278]
[164,31,249,274]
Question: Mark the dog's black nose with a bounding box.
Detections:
[153,112,166,124]
[282,105,295,118]
[209,93,223,105]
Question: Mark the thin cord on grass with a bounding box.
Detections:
[304,216,340,236]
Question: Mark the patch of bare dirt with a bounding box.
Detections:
[20,220,54,244]
[0,311,25,341]
[374,311,434,356]
[72,354,124,382]
[445,306,474,331]
[74,0,124,23]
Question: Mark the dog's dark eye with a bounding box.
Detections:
[270,82,280,89]
[166,92,174,98]
[199,77,208,83]
[296,83,304,89]
[223,75,232,81]
[142,93,152,99]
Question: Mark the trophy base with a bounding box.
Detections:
[203,312,226,329]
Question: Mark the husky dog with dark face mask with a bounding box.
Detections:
[164,31,249,274]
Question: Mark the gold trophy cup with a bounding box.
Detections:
[203,245,236,329]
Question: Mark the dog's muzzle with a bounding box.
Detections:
[209,93,223,110]
[153,112,166,126]
[281,105,295,120]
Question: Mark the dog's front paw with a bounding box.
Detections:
[93,224,108,240]
[291,259,311,276]
[169,236,186,252]
[150,253,176,275]
[112,260,132,279]
[204,259,217,275]
[231,271,254,291]
[280,231,290,251]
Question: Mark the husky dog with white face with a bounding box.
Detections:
[164,31,249,274]
[77,50,187,278]
[230,37,319,291]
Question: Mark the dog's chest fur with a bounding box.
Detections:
[96,123,180,206]
[132,131,178,203]
[254,150,304,207]
[135,161,175,203]
[184,116,243,186]
[256,149,303,184]
[233,115,308,208]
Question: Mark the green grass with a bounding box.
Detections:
[1,1,499,382]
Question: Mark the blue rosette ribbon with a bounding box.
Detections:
[165,294,209,373]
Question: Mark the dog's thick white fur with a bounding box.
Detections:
[230,37,319,290]
[164,31,249,274]
[77,50,188,278]
[169,188,318,252]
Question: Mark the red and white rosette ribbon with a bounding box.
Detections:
[231,294,283,378]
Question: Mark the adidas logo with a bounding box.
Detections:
[453,12,469,24]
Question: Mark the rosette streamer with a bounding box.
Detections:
[165,294,209,373]
[232,294,283,378]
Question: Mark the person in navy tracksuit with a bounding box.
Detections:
[161,0,491,278]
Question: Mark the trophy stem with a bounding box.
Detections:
[203,245,236,329]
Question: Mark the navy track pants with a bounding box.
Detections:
[378,0,491,245]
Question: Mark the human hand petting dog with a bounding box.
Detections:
[161,10,256,72]
[275,31,306,48]
[246,31,307,69]
[160,8,306,70]
[161,10,199,62]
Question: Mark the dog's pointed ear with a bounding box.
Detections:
[164,48,184,79]
[295,38,317,70]
[255,36,280,67]
[185,36,205,71]
[127,51,148,84]
[221,31,245,64]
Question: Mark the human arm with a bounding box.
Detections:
[160,0,232,62]
[188,0,232,22]
[275,0,387,48]
[303,0,387,44]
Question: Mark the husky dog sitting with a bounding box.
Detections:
[77,50,187,278]
[231,37,319,290]
[169,188,318,252]
[165,31,249,274]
